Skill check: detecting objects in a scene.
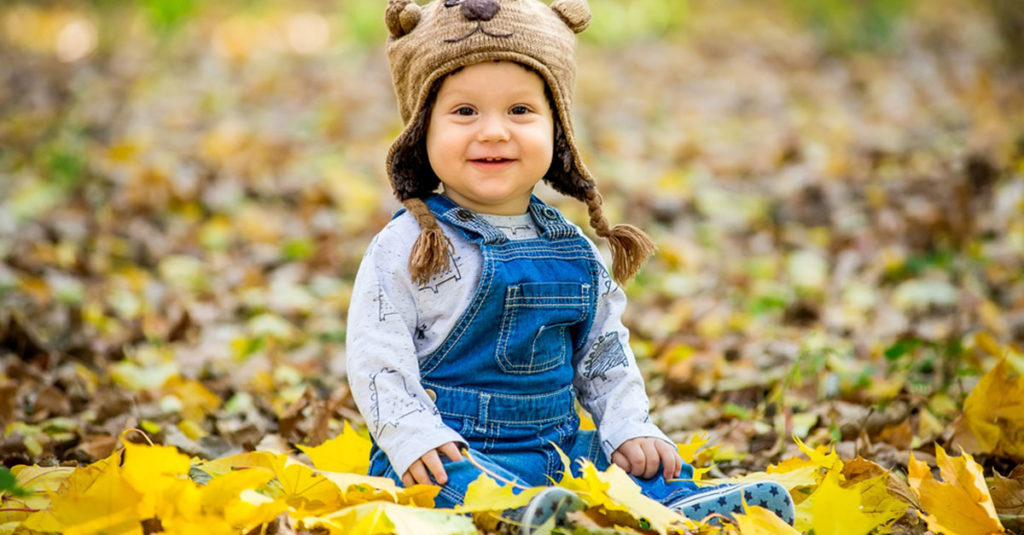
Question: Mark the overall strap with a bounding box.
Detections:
[425,195,507,245]
[526,195,578,239]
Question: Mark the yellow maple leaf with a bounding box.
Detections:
[152,478,204,527]
[710,468,818,493]
[319,470,438,507]
[458,473,542,512]
[907,446,1005,535]
[195,451,278,477]
[954,359,1024,458]
[734,504,801,534]
[159,516,238,535]
[578,461,694,535]
[2,465,74,524]
[793,436,840,471]
[121,442,193,518]
[677,432,710,464]
[311,501,476,535]
[803,469,898,535]
[723,441,836,492]
[223,489,288,528]
[267,454,343,517]
[296,421,372,474]
[200,467,276,516]
[26,462,143,535]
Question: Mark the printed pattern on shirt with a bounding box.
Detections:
[418,251,463,294]
[584,332,629,381]
[368,368,435,436]
[492,224,536,237]
[376,283,400,322]
[597,262,614,298]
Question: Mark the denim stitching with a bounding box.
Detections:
[420,248,496,375]
[497,282,587,374]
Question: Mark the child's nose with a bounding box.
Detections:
[477,114,510,142]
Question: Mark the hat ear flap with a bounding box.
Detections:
[550,0,591,33]
[386,0,422,38]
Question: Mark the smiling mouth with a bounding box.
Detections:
[473,157,513,162]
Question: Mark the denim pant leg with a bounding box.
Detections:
[368,445,549,509]
[562,430,700,506]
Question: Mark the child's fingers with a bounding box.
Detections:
[610,448,626,471]
[638,439,660,479]
[439,441,464,462]
[610,446,626,473]
[654,440,682,479]
[610,438,634,473]
[404,460,431,486]
[422,449,449,485]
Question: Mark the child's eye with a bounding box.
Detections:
[455,106,475,116]
[509,105,530,115]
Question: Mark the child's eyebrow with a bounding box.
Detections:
[439,88,548,102]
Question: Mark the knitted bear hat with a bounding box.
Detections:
[384,0,654,284]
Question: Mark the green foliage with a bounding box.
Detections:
[583,0,689,45]
[787,0,910,54]
[0,467,30,498]
[341,0,388,47]
[143,0,198,32]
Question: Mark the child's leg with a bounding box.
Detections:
[562,431,794,525]
[368,445,543,509]
[666,481,794,525]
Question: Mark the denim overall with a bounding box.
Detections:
[367,194,704,509]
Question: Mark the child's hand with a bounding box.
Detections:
[611,437,682,480]
[401,441,464,486]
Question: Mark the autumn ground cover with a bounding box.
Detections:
[1,0,1023,533]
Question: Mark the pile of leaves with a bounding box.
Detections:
[3,379,1023,535]
[2,0,1024,533]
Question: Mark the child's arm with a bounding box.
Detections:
[573,240,682,479]
[346,222,467,480]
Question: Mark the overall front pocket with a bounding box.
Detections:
[495,282,590,374]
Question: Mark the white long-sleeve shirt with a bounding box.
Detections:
[346,206,670,477]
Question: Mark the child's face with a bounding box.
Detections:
[426,61,554,215]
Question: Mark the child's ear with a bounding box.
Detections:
[550,0,591,34]
[386,0,422,38]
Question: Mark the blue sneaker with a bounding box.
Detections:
[517,486,587,535]
[667,482,794,526]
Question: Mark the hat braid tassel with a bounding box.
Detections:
[584,190,656,284]
[403,198,454,285]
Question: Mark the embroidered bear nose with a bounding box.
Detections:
[461,0,499,22]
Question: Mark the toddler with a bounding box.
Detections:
[346,0,794,531]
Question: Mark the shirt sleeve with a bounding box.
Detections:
[345,218,466,477]
[572,237,673,459]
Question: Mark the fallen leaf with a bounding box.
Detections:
[907,446,1005,535]
[734,504,801,534]
[953,359,1024,459]
[458,473,541,513]
[991,465,1024,520]
[296,420,371,475]
[801,469,901,535]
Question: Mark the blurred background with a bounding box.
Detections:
[1,0,1023,469]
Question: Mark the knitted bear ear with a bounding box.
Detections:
[550,0,591,33]
[386,0,422,38]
